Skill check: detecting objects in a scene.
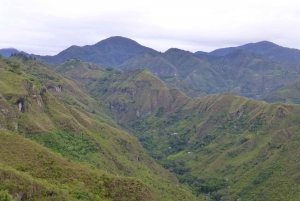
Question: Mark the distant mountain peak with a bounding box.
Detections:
[165,48,191,55]
[208,40,300,61]
[0,48,29,57]
[34,36,153,66]
[94,36,143,47]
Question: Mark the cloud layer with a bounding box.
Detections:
[1,0,300,55]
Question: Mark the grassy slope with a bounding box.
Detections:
[101,68,191,123]
[131,93,300,200]
[0,55,198,201]
[54,59,192,123]
[262,77,300,104]
[0,129,154,201]
[51,57,300,200]
[159,76,207,98]
[40,54,300,200]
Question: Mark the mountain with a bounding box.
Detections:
[132,93,300,200]
[209,49,298,99]
[60,56,300,200]
[16,37,300,101]
[118,50,178,76]
[194,50,209,55]
[34,36,153,66]
[56,59,191,122]
[159,76,207,98]
[0,48,29,57]
[262,77,300,104]
[118,48,224,93]
[118,47,300,99]
[207,41,300,61]
[36,54,300,200]
[0,54,199,200]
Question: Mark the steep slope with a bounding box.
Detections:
[118,48,223,93]
[119,50,178,76]
[118,47,300,99]
[93,68,191,123]
[49,53,300,200]
[208,41,300,61]
[54,59,195,123]
[210,49,299,99]
[262,77,300,104]
[163,49,224,93]
[159,76,207,98]
[0,130,155,201]
[55,58,206,104]
[0,54,199,201]
[122,93,300,200]
[34,36,153,66]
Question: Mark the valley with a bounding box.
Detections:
[2,37,300,200]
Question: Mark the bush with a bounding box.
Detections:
[0,190,12,201]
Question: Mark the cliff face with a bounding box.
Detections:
[55,59,192,123]
[99,69,191,122]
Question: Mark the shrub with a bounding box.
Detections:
[0,190,12,201]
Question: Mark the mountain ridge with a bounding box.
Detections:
[0,54,199,201]
[203,40,300,61]
[33,36,154,66]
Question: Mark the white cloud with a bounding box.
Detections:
[1,0,300,55]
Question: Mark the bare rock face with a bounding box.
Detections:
[55,85,62,92]
[0,79,48,132]
[16,98,26,112]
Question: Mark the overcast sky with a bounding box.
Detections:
[1,0,300,55]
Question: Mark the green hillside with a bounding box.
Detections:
[118,48,300,100]
[159,76,207,98]
[9,52,300,200]
[262,77,300,104]
[123,93,300,200]
[54,59,194,122]
[0,54,198,201]
[65,61,300,200]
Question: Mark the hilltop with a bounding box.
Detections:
[33,36,153,66]
[199,40,300,61]
[0,48,29,57]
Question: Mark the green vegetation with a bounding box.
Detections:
[35,56,300,200]
[74,62,300,200]
[29,130,99,165]
[5,47,300,200]
[0,190,12,201]
[0,56,199,200]
[127,94,300,200]
[119,48,300,100]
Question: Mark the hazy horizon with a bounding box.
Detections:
[1,0,300,55]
